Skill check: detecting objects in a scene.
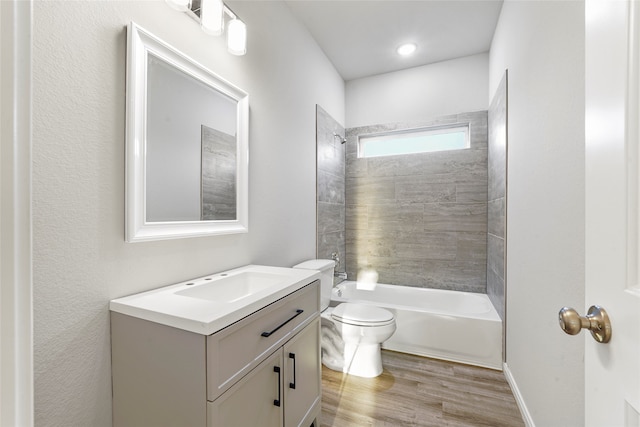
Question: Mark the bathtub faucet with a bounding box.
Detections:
[331,252,347,284]
[331,252,341,269]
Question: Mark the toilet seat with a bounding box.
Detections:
[331,303,395,327]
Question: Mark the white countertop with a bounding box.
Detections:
[109,265,320,335]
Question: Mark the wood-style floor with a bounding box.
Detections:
[320,350,525,427]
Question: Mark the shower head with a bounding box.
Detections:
[333,132,347,144]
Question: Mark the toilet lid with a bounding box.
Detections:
[331,303,395,326]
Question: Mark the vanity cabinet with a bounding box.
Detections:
[208,320,320,427]
[111,280,321,427]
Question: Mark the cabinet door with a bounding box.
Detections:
[207,281,319,401]
[283,318,321,427]
[208,349,283,427]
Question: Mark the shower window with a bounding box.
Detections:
[357,123,470,158]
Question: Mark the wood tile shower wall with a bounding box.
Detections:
[345,111,489,293]
[487,73,508,319]
[316,105,346,270]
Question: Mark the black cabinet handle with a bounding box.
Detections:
[289,352,296,389]
[273,366,281,407]
[261,309,304,337]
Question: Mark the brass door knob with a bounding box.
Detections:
[558,305,611,343]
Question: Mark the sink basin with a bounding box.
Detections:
[109,265,321,335]
[175,271,290,303]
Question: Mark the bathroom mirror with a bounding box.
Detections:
[125,22,249,242]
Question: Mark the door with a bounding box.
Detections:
[585,0,640,425]
[0,1,33,426]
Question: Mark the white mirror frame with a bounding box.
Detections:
[125,22,249,242]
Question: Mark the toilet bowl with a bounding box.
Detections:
[293,259,396,378]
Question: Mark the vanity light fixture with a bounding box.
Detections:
[227,18,247,56]
[200,0,224,36]
[397,43,417,56]
[165,0,247,56]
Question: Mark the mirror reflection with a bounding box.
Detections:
[146,53,238,222]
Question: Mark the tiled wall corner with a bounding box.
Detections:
[201,125,237,220]
[316,105,346,271]
[487,72,508,320]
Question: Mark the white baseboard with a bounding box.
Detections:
[503,362,535,427]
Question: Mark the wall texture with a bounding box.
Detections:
[32,1,344,425]
[489,1,585,425]
[487,72,507,320]
[345,111,488,292]
[346,53,489,128]
[316,105,346,269]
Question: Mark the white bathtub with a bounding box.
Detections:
[331,281,503,370]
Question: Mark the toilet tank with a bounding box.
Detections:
[293,259,335,311]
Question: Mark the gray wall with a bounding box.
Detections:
[316,105,346,270]
[344,111,488,293]
[490,1,585,424]
[346,53,489,128]
[487,72,507,320]
[146,54,237,222]
[31,1,344,425]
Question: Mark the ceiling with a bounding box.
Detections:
[284,0,504,81]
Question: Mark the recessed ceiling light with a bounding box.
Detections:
[397,43,417,56]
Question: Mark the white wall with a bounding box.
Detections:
[489,1,585,425]
[32,1,344,425]
[345,53,489,128]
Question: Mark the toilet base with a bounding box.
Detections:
[320,306,395,379]
[341,342,383,378]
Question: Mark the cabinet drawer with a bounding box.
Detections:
[207,349,283,427]
[207,280,319,401]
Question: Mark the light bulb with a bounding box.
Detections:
[227,19,247,56]
[397,43,417,56]
[201,0,224,36]
[165,0,191,12]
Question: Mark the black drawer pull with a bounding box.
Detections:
[261,309,304,337]
[273,366,281,407]
[289,352,296,389]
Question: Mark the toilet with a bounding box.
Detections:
[293,259,396,378]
